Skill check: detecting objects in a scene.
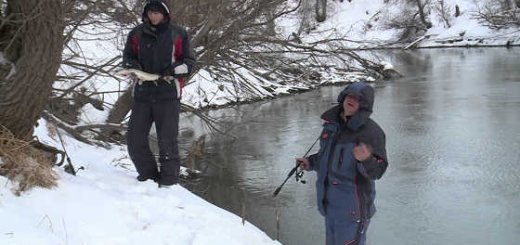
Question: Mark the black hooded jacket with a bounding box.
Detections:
[123,0,196,101]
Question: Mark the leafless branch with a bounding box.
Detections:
[475,2,520,30]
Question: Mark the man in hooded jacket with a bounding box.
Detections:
[122,0,196,187]
[297,81,388,245]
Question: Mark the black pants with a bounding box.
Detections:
[127,99,180,185]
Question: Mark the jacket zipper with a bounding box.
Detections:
[337,148,344,171]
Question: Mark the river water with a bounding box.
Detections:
[180,48,520,245]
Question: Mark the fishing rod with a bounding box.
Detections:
[272,136,320,197]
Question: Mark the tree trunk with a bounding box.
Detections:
[315,0,327,23]
[105,88,133,126]
[506,0,518,9]
[0,0,64,140]
[415,0,432,29]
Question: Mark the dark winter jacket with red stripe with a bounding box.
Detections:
[123,21,196,101]
[307,82,388,223]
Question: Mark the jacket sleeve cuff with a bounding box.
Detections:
[357,156,384,180]
[307,153,319,172]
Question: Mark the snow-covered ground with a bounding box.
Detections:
[0,120,280,245]
[291,0,520,48]
[3,1,520,244]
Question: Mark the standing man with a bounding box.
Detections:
[297,82,388,245]
[123,0,196,187]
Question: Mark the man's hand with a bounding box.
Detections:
[128,72,143,85]
[296,158,311,171]
[353,142,373,162]
[172,62,189,78]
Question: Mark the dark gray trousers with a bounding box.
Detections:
[127,99,180,185]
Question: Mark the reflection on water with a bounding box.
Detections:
[181,48,520,245]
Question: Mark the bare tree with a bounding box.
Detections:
[383,0,432,42]
[297,0,315,34]
[434,0,452,28]
[475,0,520,30]
[414,0,432,29]
[506,0,520,10]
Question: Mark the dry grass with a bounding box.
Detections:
[0,125,58,195]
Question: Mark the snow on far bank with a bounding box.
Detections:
[281,0,520,48]
[182,68,373,109]
[0,120,280,245]
[419,0,520,47]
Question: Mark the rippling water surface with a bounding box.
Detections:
[180,48,520,245]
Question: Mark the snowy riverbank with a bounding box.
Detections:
[0,119,281,245]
